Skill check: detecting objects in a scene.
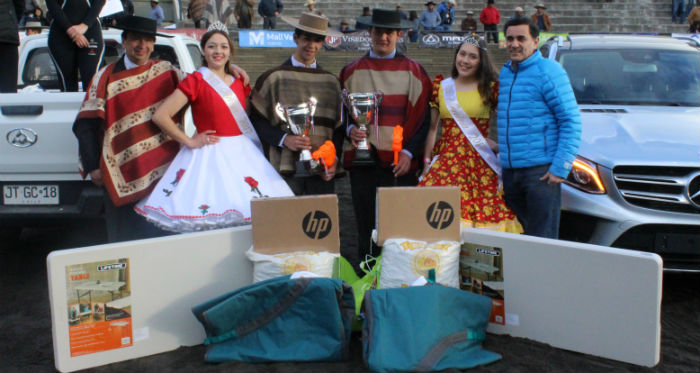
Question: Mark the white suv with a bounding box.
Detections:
[541,35,700,272]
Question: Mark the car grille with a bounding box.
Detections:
[612,166,700,214]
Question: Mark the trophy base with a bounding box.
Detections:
[352,149,376,167]
[294,160,320,178]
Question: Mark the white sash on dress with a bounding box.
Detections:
[198,67,263,152]
[441,78,501,178]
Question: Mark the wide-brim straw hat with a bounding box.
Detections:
[514,6,524,12]
[111,15,173,38]
[355,8,413,29]
[280,12,344,37]
[535,3,547,9]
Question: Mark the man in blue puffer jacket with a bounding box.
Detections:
[497,17,581,239]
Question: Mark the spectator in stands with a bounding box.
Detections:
[461,10,477,32]
[31,5,49,25]
[234,0,254,29]
[356,6,371,30]
[259,0,283,29]
[409,10,420,41]
[498,17,581,239]
[531,3,551,31]
[1,0,23,93]
[480,0,500,44]
[305,0,315,12]
[338,19,354,33]
[420,1,442,31]
[673,0,686,24]
[188,0,208,28]
[340,8,432,267]
[688,5,700,27]
[149,0,164,27]
[305,0,330,25]
[397,5,408,20]
[509,6,524,22]
[437,0,456,30]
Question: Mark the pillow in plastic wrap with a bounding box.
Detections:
[246,247,339,283]
[380,239,460,288]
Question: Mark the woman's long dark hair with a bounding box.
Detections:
[450,38,498,105]
[200,29,234,75]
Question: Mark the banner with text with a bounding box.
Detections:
[323,30,408,54]
[238,30,297,48]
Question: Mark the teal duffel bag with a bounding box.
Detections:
[362,285,501,372]
[192,275,354,363]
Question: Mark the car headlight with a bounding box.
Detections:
[565,156,606,194]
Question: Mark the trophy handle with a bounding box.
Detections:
[308,97,317,135]
[373,91,384,143]
[274,102,287,122]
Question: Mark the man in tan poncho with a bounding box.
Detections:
[250,12,344,195]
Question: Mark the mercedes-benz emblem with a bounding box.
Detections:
[6,128,38,148]
[686,173,700,210]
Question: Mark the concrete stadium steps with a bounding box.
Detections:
[234,44,510,85]
[204,0,689,33]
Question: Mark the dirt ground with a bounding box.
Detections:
[1,177,698,373]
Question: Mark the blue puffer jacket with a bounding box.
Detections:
[497,50,581,178]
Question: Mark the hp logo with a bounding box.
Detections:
[302,211,332,239]
[426,201,454,230]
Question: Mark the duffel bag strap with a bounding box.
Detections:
[204,277,312,345]
[415,329,486,372]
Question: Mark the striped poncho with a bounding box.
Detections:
[339,53,432,170]
[250,64,343,174]
[76,59,184,206]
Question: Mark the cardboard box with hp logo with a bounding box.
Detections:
[251,195,339,255]
[375,186,461,245]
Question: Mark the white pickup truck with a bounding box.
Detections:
[0,29,201,232]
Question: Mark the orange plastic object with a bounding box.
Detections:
[392,125,404,165]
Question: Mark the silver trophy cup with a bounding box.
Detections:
[341,89,383,166]
[275,97,319,177]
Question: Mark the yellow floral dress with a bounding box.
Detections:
[419,77,522,233]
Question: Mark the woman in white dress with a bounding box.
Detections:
[135,24,293,232]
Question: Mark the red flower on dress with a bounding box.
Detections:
[244,177,266,198]
[171,168,186,186]
[199,204,210,215]
[244,176,258,189]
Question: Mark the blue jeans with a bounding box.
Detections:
[503,164,561,239]
[673,0,686,23]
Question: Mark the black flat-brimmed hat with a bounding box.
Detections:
[355,8,413,29]
[111,15,173,38]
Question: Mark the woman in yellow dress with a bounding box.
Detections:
[419,37,522,233]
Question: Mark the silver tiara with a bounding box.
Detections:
[207,21,229,33]
[462,36,485,50]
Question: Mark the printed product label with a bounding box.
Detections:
[66,258,132,356]
[460,244,506,325]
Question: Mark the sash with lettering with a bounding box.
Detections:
[77,59,184,206]
[441,78,501,179]
[198,67,263,152]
